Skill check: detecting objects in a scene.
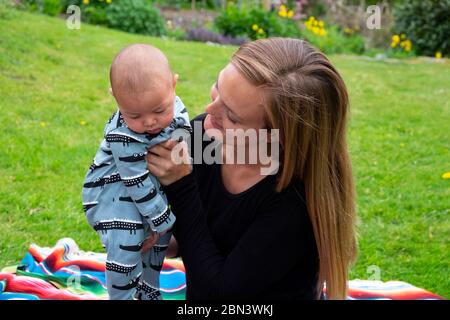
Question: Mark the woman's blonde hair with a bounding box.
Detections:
[231,38,357,299]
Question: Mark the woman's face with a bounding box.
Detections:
[204,63,267,141]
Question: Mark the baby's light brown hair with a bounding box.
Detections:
[110,44,173,96]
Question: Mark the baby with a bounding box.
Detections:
[82,44,191,300]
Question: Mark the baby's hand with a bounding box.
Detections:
[141,230,169,253]
[141,231,160,253]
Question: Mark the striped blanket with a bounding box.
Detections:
[0,238,444,300]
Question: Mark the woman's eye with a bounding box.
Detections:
[227,113,237,124]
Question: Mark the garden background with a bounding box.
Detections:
[0,0,448,298]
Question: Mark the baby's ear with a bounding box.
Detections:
[173,74,179,90]
[108,87,114,96]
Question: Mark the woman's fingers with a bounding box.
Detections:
[146,139,192,186]
[148,144,171,159]
[147,161,165,178]
[148,139,177,156]
[161,139,178,150]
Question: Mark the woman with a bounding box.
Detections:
[145,38,357,300]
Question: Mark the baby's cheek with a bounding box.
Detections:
[125,119,144,133]
[164,110,175,127]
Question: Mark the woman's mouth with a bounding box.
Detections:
[208,115,223,130]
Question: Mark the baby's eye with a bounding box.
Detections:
[154,109,165,114]
[129,115,140,119]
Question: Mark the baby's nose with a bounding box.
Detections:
[144,117,157,127]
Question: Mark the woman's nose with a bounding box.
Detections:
[210,84,218,101]
[205,100,220,116]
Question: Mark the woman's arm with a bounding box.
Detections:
[145,129,314,299]
[162,172,310,299]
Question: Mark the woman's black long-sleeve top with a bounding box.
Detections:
[163,113,319,300]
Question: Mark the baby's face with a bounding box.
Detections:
[114,82,175,135]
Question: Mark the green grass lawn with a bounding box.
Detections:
[0,10,449,297]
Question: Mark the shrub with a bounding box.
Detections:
[394,0,450,57]
[302,17,365,55]
[60,0,79,8]
[106,0,166,36]
[214,3,301,40]
[21,0,63,16]
[214,3,251,38]
[60,0,109,26]
[249,5,301,39]
[42,0,62,16]
[83,1,109,25]
[388,33,414,58]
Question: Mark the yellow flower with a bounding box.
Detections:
[106,0,112,3]
[82,0,89,4]
[442,172,450,179]
[80,120,87,126]
[257,28,265,35]
[318,21,324,27]
[390,42,397,48]
[392,35,400,43]
[312,27,320,35]
[278,4,287,17]
[309,16,315,22]
[252,24,259,31]
[435,52,442,59]
[318,28,326,36]
[287,10,294,19]
[40,121,47,128]
[401,39,412,52]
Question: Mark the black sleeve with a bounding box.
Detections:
[163,173,309,299]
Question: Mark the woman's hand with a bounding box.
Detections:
[147,139,192,186]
